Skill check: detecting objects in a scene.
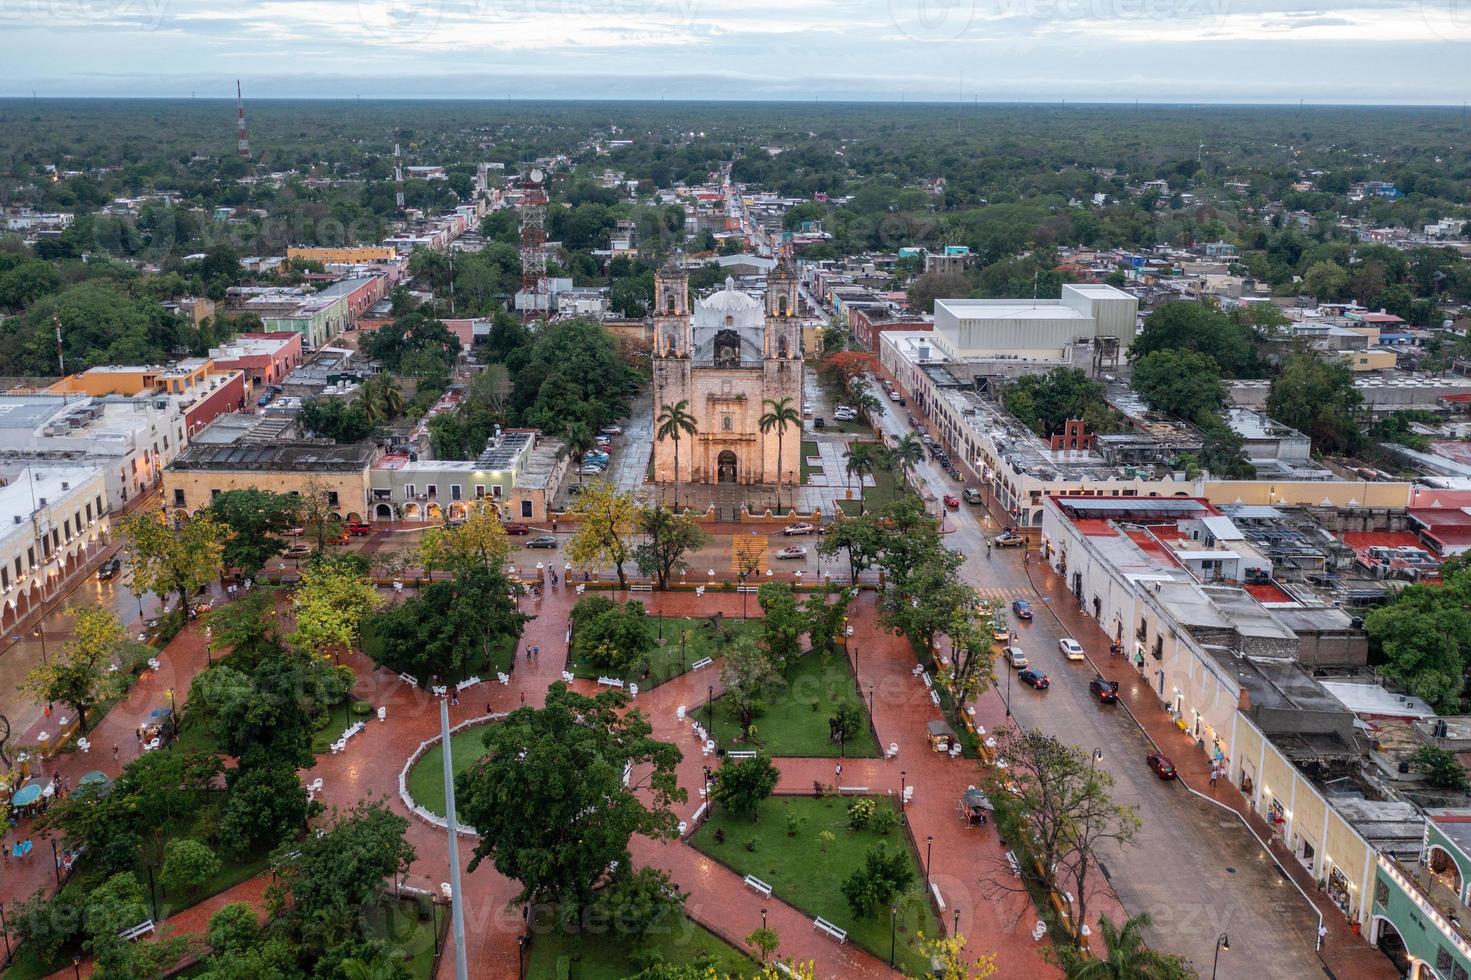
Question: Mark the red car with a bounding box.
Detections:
[502,523,531,535]
[1146,753,1177,780]
[346,521,372,537]
[943,494,960,509]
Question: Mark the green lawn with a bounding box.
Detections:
[569,616,759,689]
[838,458,903,516]
[800,440,820,484]
[691,796,940,977]
[706,650,878,757]
[363,896,440,979]
[405,724,495,819]
[171,697,367,757]
[526,917,752,979]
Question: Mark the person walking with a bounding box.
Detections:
[1209,765,1218,789]
[112,744,119,761]
[834,762,842,782]
[1318,923,1328,948]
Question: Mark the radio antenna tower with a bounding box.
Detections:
[393,129,406,214]
[235,80,251,159]
[518,167,549,320]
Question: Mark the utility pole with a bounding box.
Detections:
[53,314,64,378]
[440,700,469,980]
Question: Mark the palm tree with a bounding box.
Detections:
[339,957,400,980]
[359,374,405,424]
[888,434,923,493]
[854,391,883,425]
[656,400,698,511]
[844,443,877,514]
[561,421,596,484]
[1065,912,1193,979]
[759,396,801,513]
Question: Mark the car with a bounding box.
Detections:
[346,521,372,537]
[583,452,610,464]
[1058,638,1085,661]
[578,464,607,475]
[895,397,906,407]
[594,435,611,446]
[1012,599,1033,619]
[813,418,826,430]
[1146,753,1177,780]
[327,531,351,545]
[97,557,122,581]
[600,425,623,435]
[802,403,813,417]
[834,410,857,422]
[1004,646,1029,669]
[1018,668,1050,690]
[888,390,902,402]
[962,488,983,504]
[527,535,557,549]
[566,483,588,496]
[775,545,807,559]
[502,523,531,535]
[286,526,305,537]
[992,530,1025,548]
[782,522,816,536]
[1089,678,1120,703]
[256,393,273,408]
[285,543,312,558]
[943,494,960,509]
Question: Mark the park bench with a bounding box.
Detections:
[1006,851,1021,878]
[397,671,418,687]
[596,676,625,689]
[743,875,773,897]
[727,750,757,760]
[119,920,155,942]
[930,882,945,910]
[812,917,847,944]
[690,657,714,671]
[736,585,759,593]
[456,676,481,692]
[630,584,653,592]
[837,786,869,795]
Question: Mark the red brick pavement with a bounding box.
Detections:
[1023,560,1397,980]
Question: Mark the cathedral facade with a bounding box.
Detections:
[650,256,804,488]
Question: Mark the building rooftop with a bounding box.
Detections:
[170,441,376,472]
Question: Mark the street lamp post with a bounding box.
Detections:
[167,689,178,740]
[925,835,934,888]
[707,684,714,733]
[1211,933,1230,979]
[900,771,907,810]
[889,906,898,968]
[0,901,11,965]
[71,956,80,980]
[953,907,960,937]
[50,839,60,886]
[1005,668,1011,718]
[33,625,47,666]
[146,864,158,920]
[761,907,767,930]
[868,683,874,715]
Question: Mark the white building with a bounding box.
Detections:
[0,394,187,510]
[0,465,110,630]
[929,284,1137,362]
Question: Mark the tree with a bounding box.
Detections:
[988,729,1140,938]
[1366,560,1471,712]
[208,489,301,576]
[918,933,998,980]
[569,596,655,674]
[160,838,221,898]
[1002,369,1122,438]
[369,566,526,683]
[844,443,879,514]
[220,759,310,852]
[22,607,128,732]
[299,397,375,444]
[819,511,885,584]
[290,554,382,659]
[560,421,597,485]
[418,500,510,573]
[565,482,640,589]
[757,582,805,672]
[634,505,707,590]
[358,373,406,424]
[1058,912,1195,979]
[1266,352,1362,455]
[589,867,686,943]
[656,400,698,511]
[456,684,685,910]
[279,801,415,924]
[1303,260,1349,302]
[718,636,783,741]
[1415,745,1470,791]
[829,700,865,749]
[206,903,259,955]
[1129,349,1225,423]
[907,271,972,314]
[759,397,801,512]
[746,927,781,962]
[202,586,284,668]
[1130,301,1257,377]
[299,477,345,552]
[214,647,351,769]
[802,587,853,658]
[936,614,997,723]
[887,434,923,491]
[712,753,780,819]
[840,843,915,918]
[121,511,228,619]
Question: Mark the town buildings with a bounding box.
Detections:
[163,439,378,525]
[0,465,109,631]
[368,429,567,524]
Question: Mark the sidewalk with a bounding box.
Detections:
[1023,560,1397,980]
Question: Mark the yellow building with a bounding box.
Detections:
[287,246,396,265]
[164,442,377,524]
[51,360,217,398]
[1342,349,1397,372]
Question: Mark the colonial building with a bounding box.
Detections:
[650,256,803,487]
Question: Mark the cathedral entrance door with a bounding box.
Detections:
[717,451,738,483]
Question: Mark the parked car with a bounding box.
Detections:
[97,557,122,581]
[943,494,960,509]
[527,535,557,549]
[285,543,312,558]
[782,522,816,536]
[1146,753,1177,780]
[346,521,372,537]
[895,397,906,406]
[1004,646,1029,669]
[286,526,305,536]
[600,425,623,435]
[502,523,531,535]
[578,464,607,475]
[834,410,857,422]
[1058,638,1085,661]
[566,484,587,497]
[594,435,611,446]
[775,545,807,559]
[1012,599,1033,619]
[813,418,826,430]
[1018,668,1050,690]
[1089,678,1120,703]
[802,403,813,417]
[888,390,902,402]
[256,392,273,408]
[992,530,1025,548]
[962,488,983,504]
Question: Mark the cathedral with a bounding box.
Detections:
[650,254,804,488]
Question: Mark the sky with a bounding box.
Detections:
[0,0,1469,103]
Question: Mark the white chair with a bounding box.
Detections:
[698,786,707,799]
[309,777,324,794]
[678,821,688,836]
[561,671,575,683]
[77,738,90,753]
[147,658,161,671]
[902,785,914,804]
[949,744,963,759]
[888,742,899,759]
[701,743,711,757]
[145,737,160,752]
[377,706,387,722]
[628,683,639,698]
[676,706,686,721]
[704,739,715,753]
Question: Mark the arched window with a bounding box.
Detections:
[722,415,733,432]
[725,315,734,327]
[665,331,678,355]
[776,335,789,358]
[714,329,740,368]
[778,294,789,316]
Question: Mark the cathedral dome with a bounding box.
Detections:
[697,277,761,315]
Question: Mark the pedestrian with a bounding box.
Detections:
[135,726,143,744]
[1318,923,1328,948]
[1209,766,1218,789]
[834,762,842,781]
[450,691,459,706]
[533,644,540,660]
[520,691,526,706]
[486,702,492,715]
[112,744,119,761]
[526,645,533,662]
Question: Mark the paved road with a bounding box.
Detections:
[866,387,1327,977]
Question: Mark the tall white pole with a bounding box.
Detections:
[440,699,469,980]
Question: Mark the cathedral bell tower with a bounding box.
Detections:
[651,253,694,489]
[763,253,802,360]
[760,251,804,493]
[653,253,692,357]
